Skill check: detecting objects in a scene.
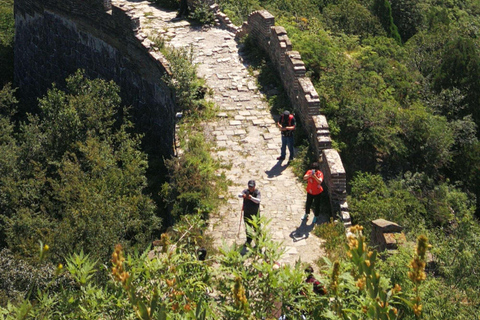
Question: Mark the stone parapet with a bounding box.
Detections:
[322,149,347,210]
[209,4,239,34]
[270,26,292,73]
[246,10,275,54]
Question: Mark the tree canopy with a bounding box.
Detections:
[0,71,160,263]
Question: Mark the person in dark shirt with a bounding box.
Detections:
[240,180,261,245]
[276,110,296,163]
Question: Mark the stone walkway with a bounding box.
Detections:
[113,0,326,267]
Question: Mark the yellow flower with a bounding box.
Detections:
[44,244,49,251]
[393,284,401,293]
[413,303,422,316]
[356,277,366,290]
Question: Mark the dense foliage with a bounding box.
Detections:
[0,218,430,319]
[0,72,161,265]
[219,0,480,207]
[0,0,14,85]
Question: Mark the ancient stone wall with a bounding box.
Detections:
[242,10,350,227]
[14,0,176,158]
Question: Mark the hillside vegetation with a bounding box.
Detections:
[1,0,480,318]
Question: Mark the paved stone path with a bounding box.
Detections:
[113,0,326,267]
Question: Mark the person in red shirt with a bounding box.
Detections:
[302,162,324,224]
[304,266,327,295]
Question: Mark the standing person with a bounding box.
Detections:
[302,162,324,223]
[276,110,296,163]
[240,180,261,245]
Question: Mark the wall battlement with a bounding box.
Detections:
[241,11,351,227]
[14,0,175,158]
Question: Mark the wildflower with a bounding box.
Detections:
[112,244,130,289]
[55,263,63,276]
[408,236,428,317]
[356,277,366,290]
[330,261,340,294]
[392,284,401,293]
[413,303,422,316]
[416,235,429,260]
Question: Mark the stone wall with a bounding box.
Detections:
[14,0,176,158]
[241,10,350,227]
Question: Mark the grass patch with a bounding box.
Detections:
[313,219,347,266]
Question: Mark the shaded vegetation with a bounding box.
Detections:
[0,0,14,86]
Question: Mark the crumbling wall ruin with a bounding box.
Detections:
[14,0,176,158]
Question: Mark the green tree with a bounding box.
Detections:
[372,0,402,44]
[389,0,422,42]
[0,71,159,263]
[322,0,385,39]
[434,36,480,128]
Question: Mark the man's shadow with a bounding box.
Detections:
[265,160,288,178]
[289,219,315,242]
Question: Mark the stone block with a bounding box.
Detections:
[370,219,405,252]
[384,233,406,249]
[371,219,403,233]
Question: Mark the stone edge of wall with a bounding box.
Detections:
[214,9,351,230]
[110,1,173,76]
[19,0,173,78]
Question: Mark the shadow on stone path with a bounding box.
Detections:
[113,0,326,267]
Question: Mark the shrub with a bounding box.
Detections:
[162,45,210,114]
[190,1,215,25]
[161,132,228,221]
[313,219,347,264]
[0,71,159,264]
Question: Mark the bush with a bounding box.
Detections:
[162,132,228,221]
[0,71,159,264]
[313,220,347,264]
[161,45,210,114]
[190,1,215,25]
